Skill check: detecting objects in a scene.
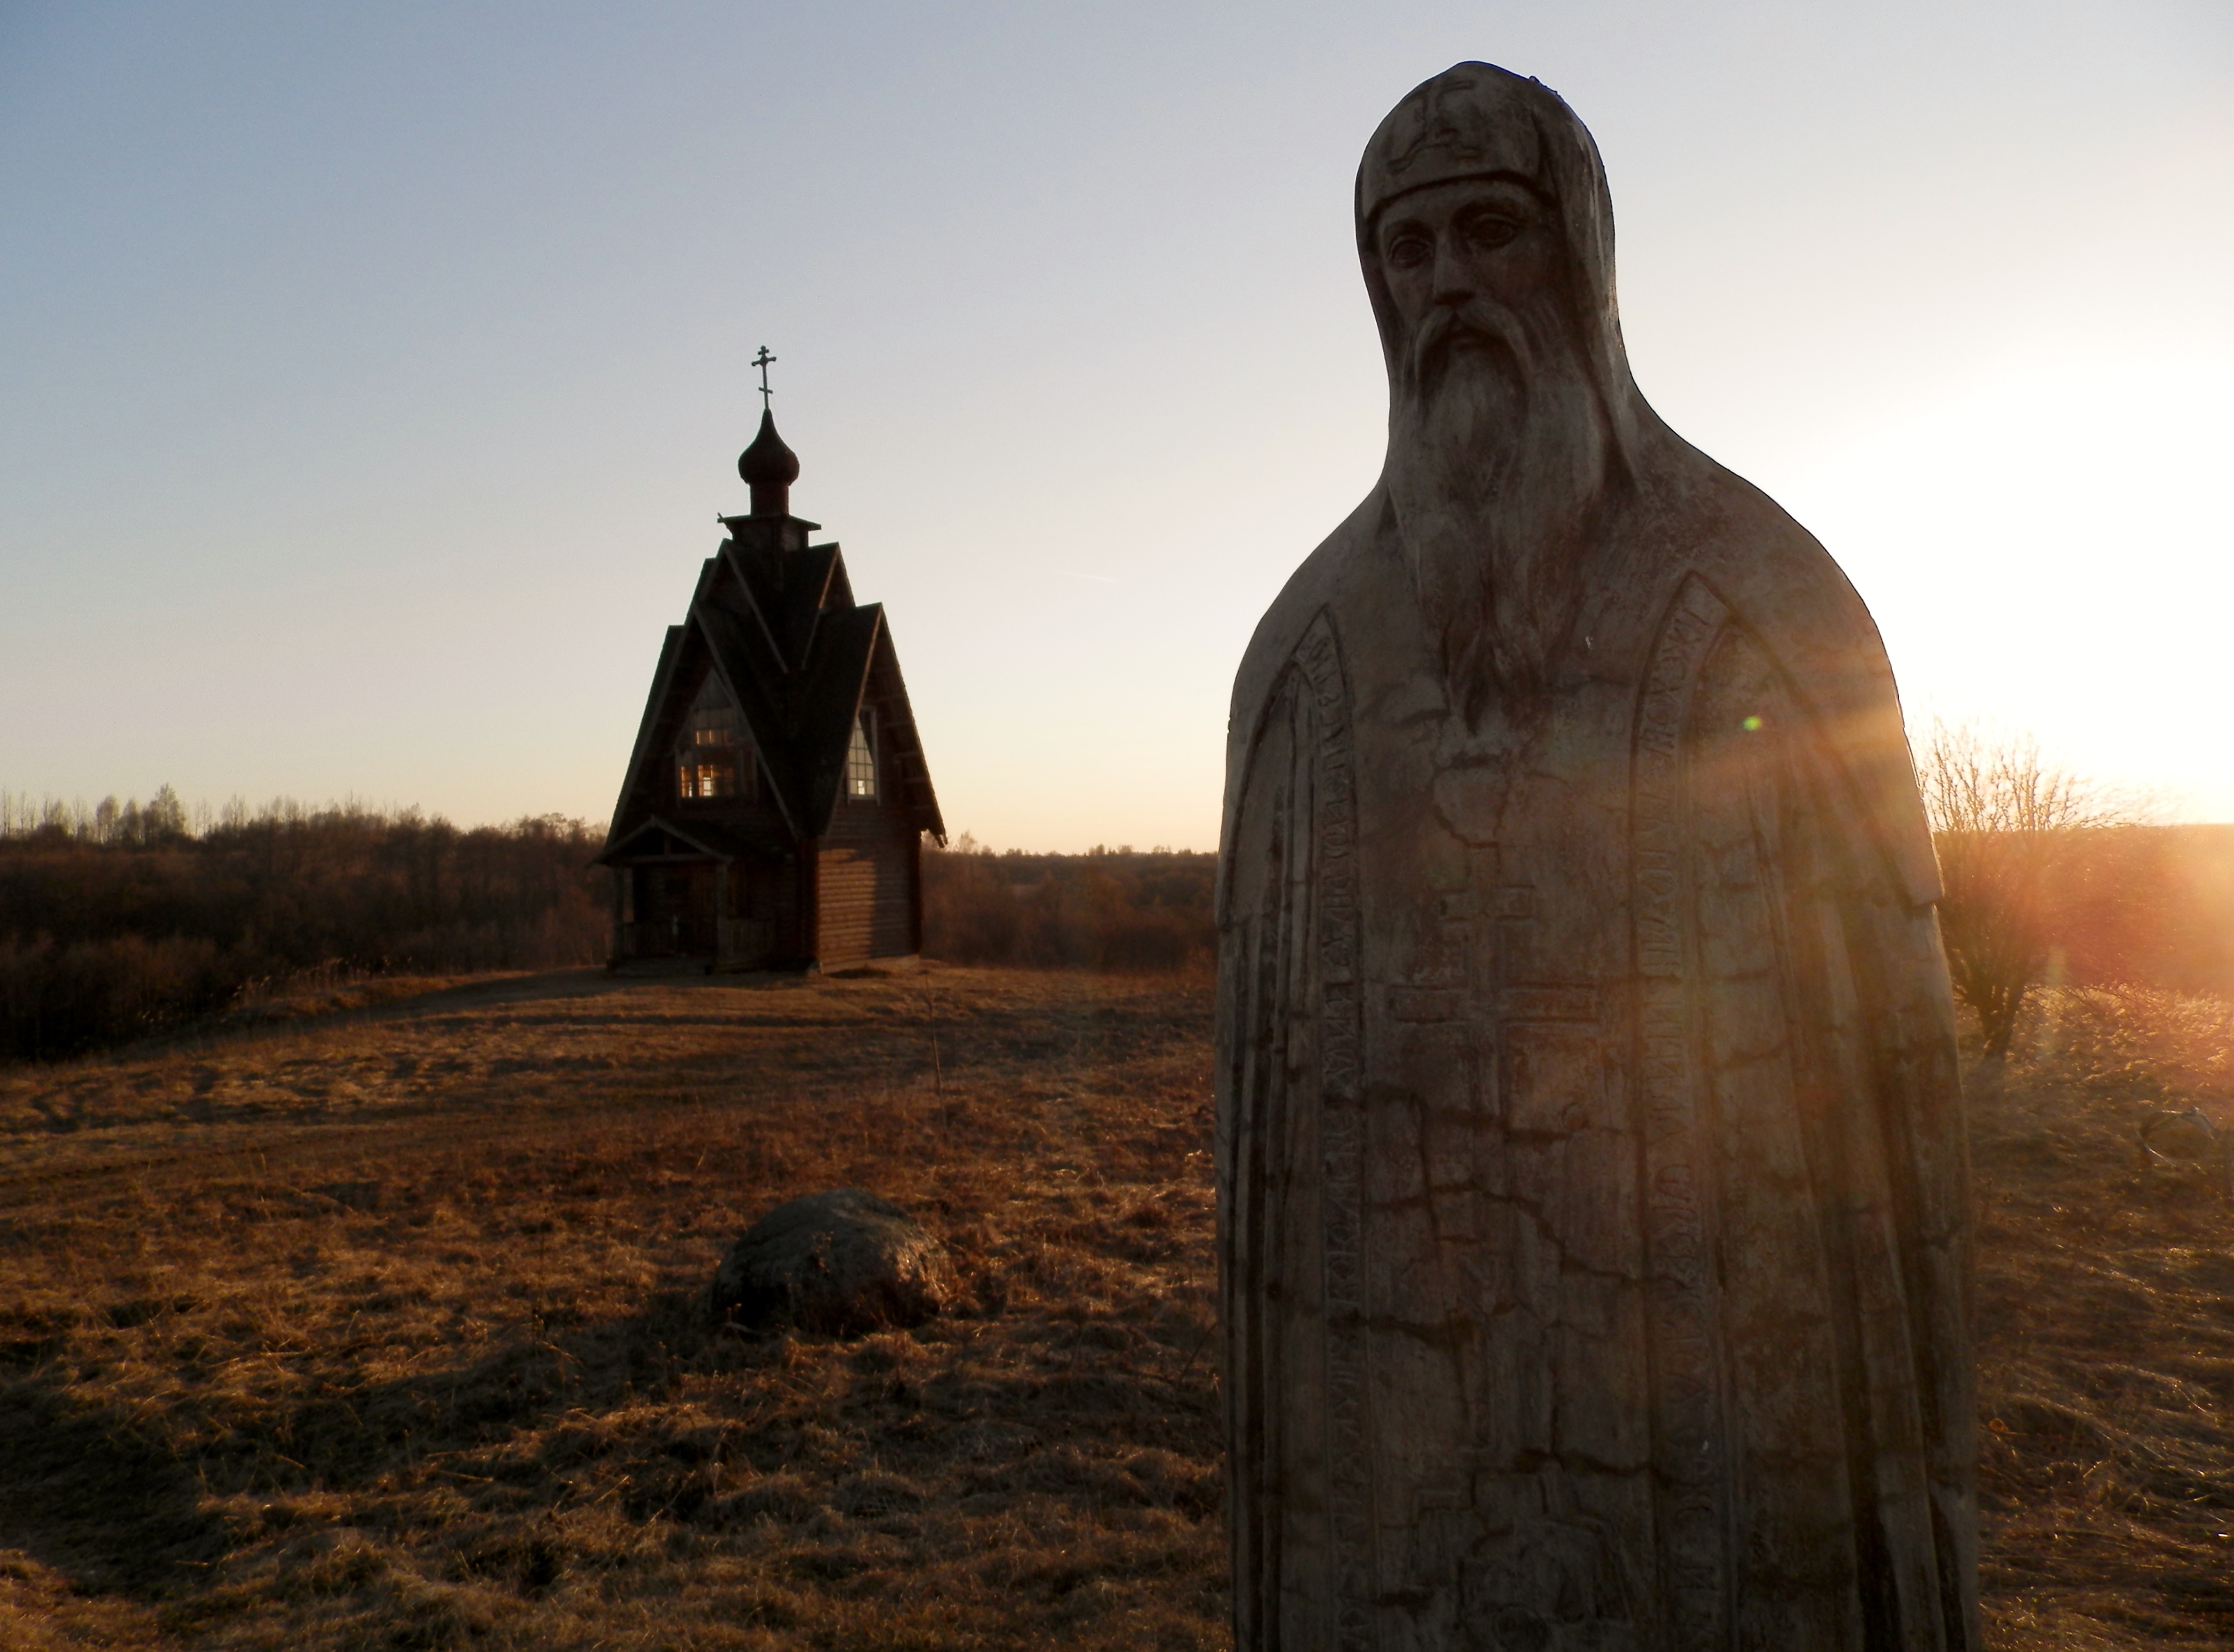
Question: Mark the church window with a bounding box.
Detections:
[676,688,753,802]
[845,710,877,800]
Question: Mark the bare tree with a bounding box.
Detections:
[1918,720,2137,1059]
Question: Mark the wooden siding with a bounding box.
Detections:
[816,786,918,964]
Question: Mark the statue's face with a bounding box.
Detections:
[1372,176,1561,364]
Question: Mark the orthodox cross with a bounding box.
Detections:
[753,345,777,410]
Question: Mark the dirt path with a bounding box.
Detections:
[0,965,1014,1193]
[0,966,1226,1652]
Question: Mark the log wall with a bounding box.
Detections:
[817,794,919,965]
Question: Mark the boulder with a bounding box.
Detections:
[712,1188,956,1336]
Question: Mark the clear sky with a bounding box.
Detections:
[3,1,2228,850]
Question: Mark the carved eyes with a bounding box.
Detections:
[1383,228,1435,270]
[1380,208,1526,272]
[1455,208,1523,251]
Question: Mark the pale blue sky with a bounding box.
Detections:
[3,1,2228,848]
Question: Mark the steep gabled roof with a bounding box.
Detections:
[603,623,689,850]
[796,602,882,832]
[692,597,804,837]
[850,613,942,839]
[602,513,944,857]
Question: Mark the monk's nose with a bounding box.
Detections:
[1430,236,1477,306]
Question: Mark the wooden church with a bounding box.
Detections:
[598,395,944,972]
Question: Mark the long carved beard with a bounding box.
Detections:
[1384,292,1611,728]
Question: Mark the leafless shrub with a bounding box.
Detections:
[1919,722,2146,1059]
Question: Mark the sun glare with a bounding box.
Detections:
[1781,352,2234,814]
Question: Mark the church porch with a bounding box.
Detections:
[598,819,797,972]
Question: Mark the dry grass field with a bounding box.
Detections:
[0,967,1223,1651]
[1,966,2232,1649]
[1970,986,2234,1649]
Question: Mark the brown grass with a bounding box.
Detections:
[1973,985,2234,1649]
[0,965,1224,1650]
[5,967,2234,1648]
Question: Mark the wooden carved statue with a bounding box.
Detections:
[1216,63,1978,1651]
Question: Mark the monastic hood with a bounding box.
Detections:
[1354,61,1643,470]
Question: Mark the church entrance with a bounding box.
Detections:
[630,862,716,958]
[717,853,784,969]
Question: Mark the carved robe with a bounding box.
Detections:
[1216,465,1978,1650]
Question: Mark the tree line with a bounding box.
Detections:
[0,795,608,1061]
[921,838,1214,972]
[0,803,1219,1063]
[4,738,2215,1067]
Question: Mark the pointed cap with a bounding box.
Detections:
[738,410,800,517]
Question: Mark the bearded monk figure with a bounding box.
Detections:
[1216,64,1978,1652]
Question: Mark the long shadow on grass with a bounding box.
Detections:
[219,1277,1218,1533]
[0,1369,224,1596]
[0,1291,720,1603]
[224,1286,725,1500]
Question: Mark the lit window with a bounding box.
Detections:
[677,692,752,801]
[678,753,737,799]
[845,711,877,800]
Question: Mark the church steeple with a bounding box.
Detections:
[739,410,799,517]
[721,345,820,560]
[597,338,944,976]
[737,346,799,518]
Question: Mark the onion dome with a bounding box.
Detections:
[739,410,800,517]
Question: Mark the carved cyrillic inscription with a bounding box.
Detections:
[1632,575,1733,1651]
[1295,613,1374,1651]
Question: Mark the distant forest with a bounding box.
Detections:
[9,788,2231,1066]
[922,836,1214,973]
[0,796,1215,1063]
[0,793,610,1062]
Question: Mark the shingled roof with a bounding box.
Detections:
[599,510,944,862]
